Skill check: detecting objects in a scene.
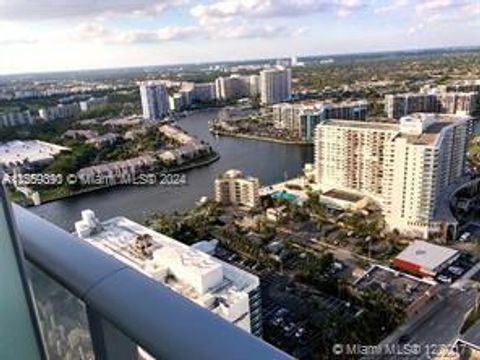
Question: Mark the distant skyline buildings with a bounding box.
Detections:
[0,0,479,74]
[260,67,292,105]
[140,82,169,120]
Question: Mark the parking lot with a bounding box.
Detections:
[435,253,477,283]
[355,265,435,307]
[261,272,359,358]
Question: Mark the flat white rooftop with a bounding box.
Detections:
[395,240,459,273]
[0,140,69,167]
[75,212,259,332]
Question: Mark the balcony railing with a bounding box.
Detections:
[13,204,291,360]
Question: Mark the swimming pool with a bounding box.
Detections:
[271,191,298,202]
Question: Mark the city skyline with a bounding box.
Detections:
[1,0,480,75]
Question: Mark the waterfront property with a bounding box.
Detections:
[215,169,260,209]
[272,100,368,141]
[314,113,476,240]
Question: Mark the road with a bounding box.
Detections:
[408,288,475,359]
[369,288,476,360]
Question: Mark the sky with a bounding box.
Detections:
[0,0,479,75]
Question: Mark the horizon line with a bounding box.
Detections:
[1,44,480,79]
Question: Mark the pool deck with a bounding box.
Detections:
[259,177,311,202]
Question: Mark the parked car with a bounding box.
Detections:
[459,232,471,242]
[448,266,464,276]
[295,328,305,338]
[437,275,452,283]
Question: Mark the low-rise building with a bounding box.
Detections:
[393,240,460,278]
[86,133,120,148]
[103,116,144,128]
[76,155,156,183]
[0,140,70,171]
[74,210,262,336]
[320,189,370,211]
[215,169,260,209]
[62,129,98,140]
[354,265,438,318]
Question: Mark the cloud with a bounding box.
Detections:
[207,23,305,39]
[374,0,408,14]
[66,21,304,45]
[113,26,200,43]
[191,0,365,24]
[0,21,38,44]
[0,0,188,21]
[415,0,452,14]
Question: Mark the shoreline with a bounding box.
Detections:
[212,130,311,145]
[31,152,221,206]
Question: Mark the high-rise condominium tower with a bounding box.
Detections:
[140,82,169,120]
[314,113,473,238]
[260,67,292,105]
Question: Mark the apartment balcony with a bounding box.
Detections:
[4,202,291,360]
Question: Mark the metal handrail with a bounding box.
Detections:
[13,204,291,360]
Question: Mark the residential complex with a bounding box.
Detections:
[0,110,33,127]
[272,100,368,141]
[38,103,81,121]
[215,75,260,101]
[385,92,479,119]
[183,82,216,104]
[260,67,292,105]
[140,82,169,120]
[430,79,480,93]
[79,96,108,112]
[314,113,474,238]
[74,210,263,336]
[214,169,260,209]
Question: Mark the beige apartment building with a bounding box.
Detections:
[214,169,260,208]
[314,113,473,238]
[385,92,479,119]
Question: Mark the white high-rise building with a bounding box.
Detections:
[140,82,169,120]
[215,75,260,101]
[215,170,260,209]
[314,113,474,239]
[260,67,292,105]
[75,210,263,337]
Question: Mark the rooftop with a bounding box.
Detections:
[320,119,399,132]
[395,240,459,273]
[354,265,435,307]
[0,140,70,167]
[398,113,471,146]
[322,189,365,203]
[74,211,259,332]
